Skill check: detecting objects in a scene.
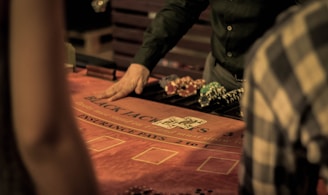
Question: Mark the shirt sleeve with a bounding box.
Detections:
[132,0,209,72]
[301,87,328,188]
[240,0,328,192]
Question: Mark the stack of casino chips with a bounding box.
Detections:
[123,186,215,195]
[163,75,205,97]
[198,81,244,107]
[219,88,244,104]
[123,185,153,195]
[198,82,226,107]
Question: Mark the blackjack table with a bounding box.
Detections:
[67,68,326,195]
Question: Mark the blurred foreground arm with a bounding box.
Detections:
[10,0,99,194]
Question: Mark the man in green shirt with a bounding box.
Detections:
[100,0,298,101]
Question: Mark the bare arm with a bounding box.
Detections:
[9,0,99,194]
[99,63,150,101]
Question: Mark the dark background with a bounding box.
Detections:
[65,0,112,32]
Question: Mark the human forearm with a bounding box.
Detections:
[9,0,99,194]
[133,0,209,71]
[21,122,99,195]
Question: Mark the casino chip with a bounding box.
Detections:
[216,87,244,105]
[164,76,205,97]
[164,81,178,95]
[194,78,206,88]
[124,185,153,195]
[198,94,212,107]
[198,82,227,107]
[177,82,198,97]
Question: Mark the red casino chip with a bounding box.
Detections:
[180,76,192,83]
[177,83,198,97]
[194,79,206,89]
[173,77,184,87]
[164,81,178,95]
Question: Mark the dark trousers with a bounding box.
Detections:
[202,52,243,91]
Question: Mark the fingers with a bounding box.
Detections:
[97,87,116,99]
[98,85,127,101]
[98,64,150,101]
[98,78,136,101]
[135,79,144,94]
[107,89,129,101]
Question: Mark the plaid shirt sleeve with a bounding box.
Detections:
[239,1,328,194]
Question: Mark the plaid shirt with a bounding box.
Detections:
[239,1,328,194]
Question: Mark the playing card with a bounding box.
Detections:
[152,116,184,129]
[175,116,207,129]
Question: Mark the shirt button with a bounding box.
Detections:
[227,52,232,57]
[227,25,233,31]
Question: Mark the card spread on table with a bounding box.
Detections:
[152,116,207,129]
[152,116,184,129]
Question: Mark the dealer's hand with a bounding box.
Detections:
[99,63,150,101]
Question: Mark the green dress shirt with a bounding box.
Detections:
[132,0,296,77]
